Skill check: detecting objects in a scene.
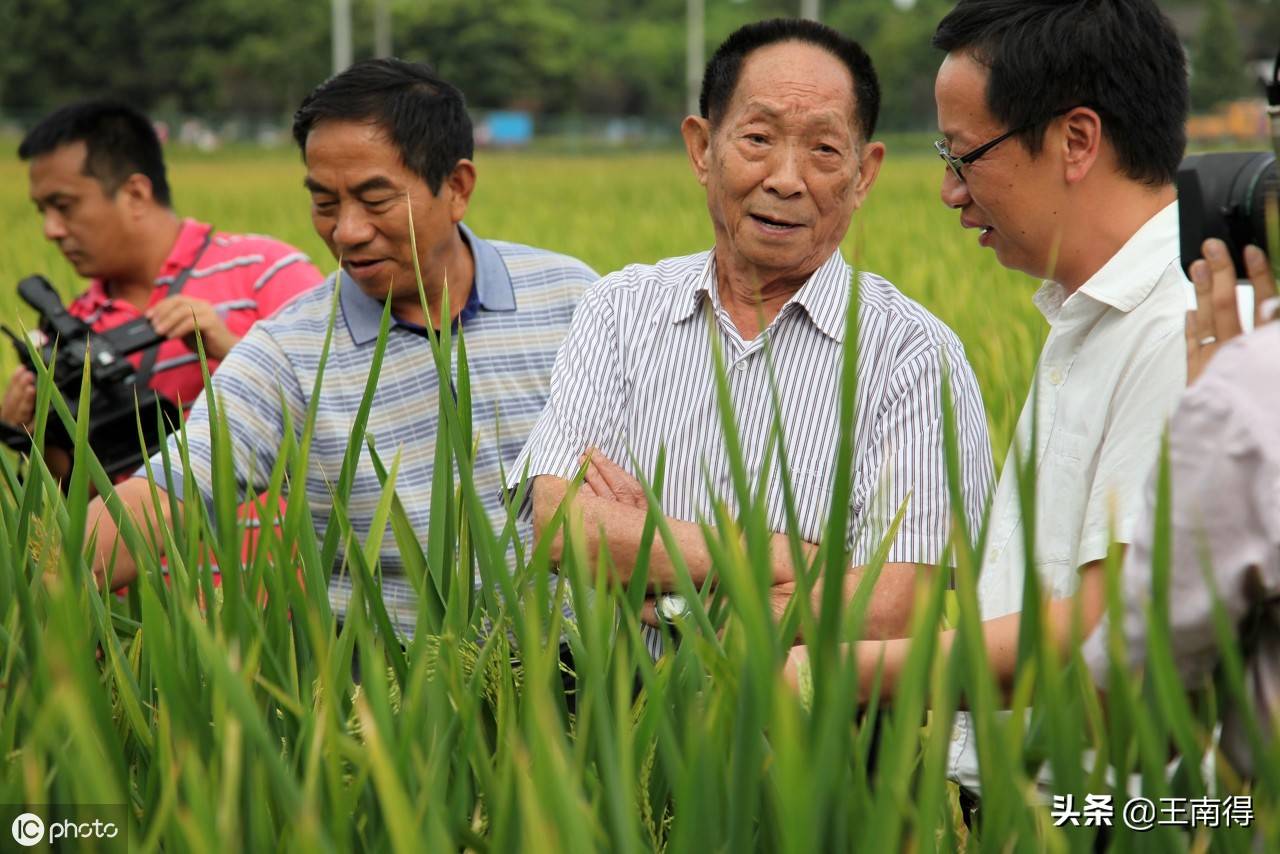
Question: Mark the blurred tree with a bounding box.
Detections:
[393,0,583,111]
[1190,0,1250,110]
[11,0,1248,133]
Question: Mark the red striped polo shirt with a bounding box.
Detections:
[67,218,323,412]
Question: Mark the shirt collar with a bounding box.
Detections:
[461,222,516,311]
[673,248,851,343]
[84,217,212,307]
[341,222,512,345]
[1033,201,1180,322]
[159,218,215,278]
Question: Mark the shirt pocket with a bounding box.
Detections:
[1035,428,1091,564]
[766,466,837,548]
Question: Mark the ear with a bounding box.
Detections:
[116,173,156,215]
[681,115,712,187]
[444,159,477,223]
[850,141,886,209]
[1060,107,1102,185]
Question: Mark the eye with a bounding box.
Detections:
[311,197,337,214]
[815,144,841,156]
[745,133,769,145]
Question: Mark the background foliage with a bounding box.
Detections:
[1,0,1276,129]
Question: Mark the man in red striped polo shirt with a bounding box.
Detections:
[1,100,323,455]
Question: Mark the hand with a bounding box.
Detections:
[579,448,648,509]
[1,367,36,429]
[145,295,240,361]
[640,595,659,627]
[783,645,813,708]
[1186,239,1277,385]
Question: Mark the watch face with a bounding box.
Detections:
[659,594,688,622]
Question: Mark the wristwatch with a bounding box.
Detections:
[656,593,691,626]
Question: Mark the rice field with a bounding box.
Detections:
[2,146,1274,852]
[0,146,1043,460]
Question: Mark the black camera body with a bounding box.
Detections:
[1177,50,1280,281]
[1,275,180,479]
[1176,150,1277,280]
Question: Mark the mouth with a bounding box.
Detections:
[961,218,995,246]
[749,213,803,233]
[344,258,389,277]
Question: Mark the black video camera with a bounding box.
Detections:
[1177,50,1280,279]
[0,275,180,479]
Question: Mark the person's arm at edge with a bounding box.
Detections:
[84,477,179,590]
[788,557,1109,704]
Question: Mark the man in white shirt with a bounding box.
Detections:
[928,0,1192,799]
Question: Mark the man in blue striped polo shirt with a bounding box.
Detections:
[513,19,994,658]
[83,59,596,636]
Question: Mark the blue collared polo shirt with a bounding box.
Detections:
[142,224,597,635]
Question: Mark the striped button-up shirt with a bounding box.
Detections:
[70,218,322,413]
[511,248,994,654]
[145,225,596,634]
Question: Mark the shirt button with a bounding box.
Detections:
[1046,367,1064,386]
[735,361,748,372]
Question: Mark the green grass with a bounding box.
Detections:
[2,149,1274,852]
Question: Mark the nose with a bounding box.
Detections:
[42,210,68,242]
[939,167,970,210]
[330,204,375,250]
[761,142,805,199]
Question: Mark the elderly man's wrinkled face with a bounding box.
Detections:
[687,40,883,286]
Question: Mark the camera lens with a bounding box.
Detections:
[1177,151,1278,279]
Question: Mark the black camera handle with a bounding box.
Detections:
[133,225,215,390]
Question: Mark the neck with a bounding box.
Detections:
[712,245,817,340]
[106,211,183,308]
[394,225,476,329]
[1052,182,1175,293]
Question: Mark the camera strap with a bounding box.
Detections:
[135,225,216,391]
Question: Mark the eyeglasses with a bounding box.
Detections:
[934,106,1080,181]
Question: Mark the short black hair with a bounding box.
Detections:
[293,58,474,196]
[18,100,171,206]
[933,0,1187,186]
[700,18,881,140]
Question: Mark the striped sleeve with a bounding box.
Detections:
[507,289,625,489]
[852,340,993,567]
[139,324,303,507]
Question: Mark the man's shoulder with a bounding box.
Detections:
[485,239,599,290]
[216,278,339,376]
[856,270,969,361]
[580,251,710,313]
[252,274,340,329]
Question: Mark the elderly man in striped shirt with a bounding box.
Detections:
[513,19,993,657]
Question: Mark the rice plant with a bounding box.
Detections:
[0,150,1274,852]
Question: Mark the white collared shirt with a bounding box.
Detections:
[948,201,1190,791]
